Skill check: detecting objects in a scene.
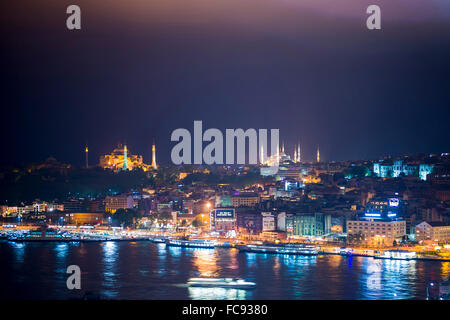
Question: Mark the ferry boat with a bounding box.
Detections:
[149,237,167,243]
[187,278,256,289]
[374,250,416,260]
[339,248,354,256]
[10,229,68,242]
[238,244,318,255]
[166,238,217,249]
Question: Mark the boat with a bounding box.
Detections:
[10,229,69,242]
[374,250,416,260]
[339,248,354,256]
[166,238,217,249]
[238,244,318,255]
[187,278,256,289]
[149,237,166,243]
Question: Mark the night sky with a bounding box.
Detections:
[1,0,450,166]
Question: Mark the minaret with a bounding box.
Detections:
[298,144,301,163]
[316,145,320,163]
[294,146,297,163]
[152,142,157,170]
[282,141,285,154]
[85,145,89,168]
[123,145,128,170]
[260,144,264,165]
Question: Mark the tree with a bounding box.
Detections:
[158,211,173,226]
[191,219,200,228]
[108,208,142,228]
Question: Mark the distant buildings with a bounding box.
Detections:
[346,197,406,246]
[416,221,450,243]
[373,160,434,181]
[290,213,331,237]
[63,212,104,225]
[347,219,406,246]
[104,195,133,213]
[211,208,236,233]
[231,193,260,207]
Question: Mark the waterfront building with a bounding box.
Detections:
[290,213,331,237]
[346,219,406,246]
[210,208,236,233]
[236,210,263,235]
[261,212,276,231]
[362,197,401,220]
[347,196,406,246]
[260,230,287,241]
[415,221,450,243]
[64,212,104,225]
[104,195,134,213]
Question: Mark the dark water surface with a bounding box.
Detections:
[0,241,448,300]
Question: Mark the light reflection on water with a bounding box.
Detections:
[188,287,249,300]
[10,241,25,264]
[101,241,119,298]
[0,240,448,300]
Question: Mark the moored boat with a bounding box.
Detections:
[374,250,416,260]
[10,229,68,242]
[238,244,318,255]
[166,238,217,249]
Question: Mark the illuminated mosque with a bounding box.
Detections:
[260,142,320,166]
[98,143,157,172]
[260,142,302,166]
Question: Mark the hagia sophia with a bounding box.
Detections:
[96,143,157,172]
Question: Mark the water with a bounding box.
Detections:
[0,240,448,300]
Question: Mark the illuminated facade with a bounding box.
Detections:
[104,195,134,213]
[231,193,260,207]
[347,219,406,246]
[290,213,331,237]
[99,144,152,171]
[362,198,401,220]
[210,208,236,232]
[416,221,450,243]
[64,212,104,225]
[347,197,405,246]
[373,160,434,180]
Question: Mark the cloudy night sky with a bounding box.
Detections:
[1,0,450,165]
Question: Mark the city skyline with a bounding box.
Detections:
[2,0,450,166]
[1,0,449,303]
